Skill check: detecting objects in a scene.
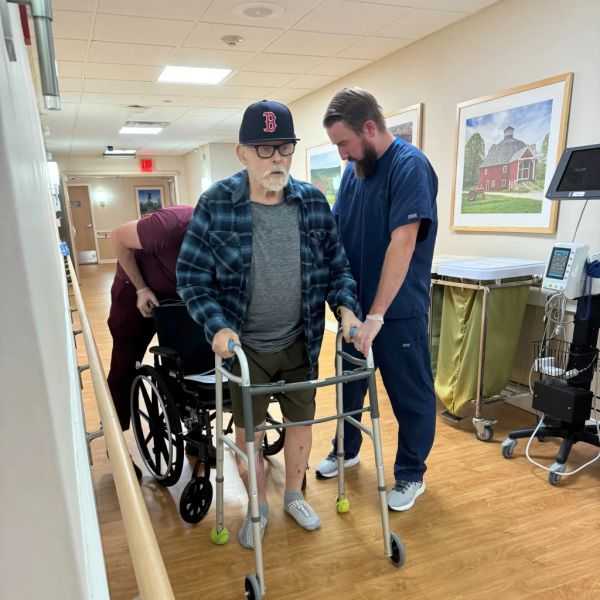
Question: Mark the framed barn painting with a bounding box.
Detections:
[306,143,343,206]
[386,103,423,149]
[451,73,573,233]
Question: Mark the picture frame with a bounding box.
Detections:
[386,103,423,149]
[306,143,344,206]
[135,186,164,218]
[451,73,573,234]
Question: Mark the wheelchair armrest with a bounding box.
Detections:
[149,346,179,359]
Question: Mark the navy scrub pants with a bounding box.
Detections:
[332,315,436,483]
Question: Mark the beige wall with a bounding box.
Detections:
[290,0,600,261]
[55,154,191,205]
[67,176,175,260]
[184,142,240,203]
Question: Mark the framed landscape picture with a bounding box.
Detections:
[135,186,164,218]
[306,143,343,206]
[386,103,423,149]
[451,73,573,233]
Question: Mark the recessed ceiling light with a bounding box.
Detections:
[158,65,231,85]
[120,126,163,135]
[233,2,284,19]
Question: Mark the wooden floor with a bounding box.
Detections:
[77,264,600,600]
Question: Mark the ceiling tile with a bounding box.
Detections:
[55,38,88,61]
[97,0,212,20]
[183,22,284,52]
[59,78,85,92]
[84,63,162,82]
[58,61,84,79]
[169,48,255,69]
[81,93,164,106]
[54,0,94,11]
[93,14,195,45]
[224,71,295,88]
[201,0,321,29]
[337,36,412,60]
[362,0,497,11]
[274,88,314,103]
[241,53,324,74]
[83,79,158,95]
[293,1,412,36]
[311,57,370,77]
[286,74,337,89]
[265,30,358,57]
[87,42,175,66]
[53,10,93,40]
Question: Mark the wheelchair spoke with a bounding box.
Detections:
[138,410,150,423]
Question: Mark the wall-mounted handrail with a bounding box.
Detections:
[67,256,175,600]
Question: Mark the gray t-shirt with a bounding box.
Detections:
[242,200,303,352]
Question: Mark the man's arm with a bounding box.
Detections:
[176,199,237,357]
[112,220,145,289]
[112,220,159,317]
[353,222,419,356]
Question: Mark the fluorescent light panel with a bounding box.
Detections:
[103,148,136,156]
[158,65,231,85]
[119,126,163,135]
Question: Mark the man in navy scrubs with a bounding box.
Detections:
[316,88,438,511]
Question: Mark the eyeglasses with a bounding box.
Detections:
[251,142,296,159]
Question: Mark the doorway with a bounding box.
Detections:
[68,185,97,265]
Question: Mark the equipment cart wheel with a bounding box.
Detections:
[390,532,406,568]
[179,474,213,524]
[548,462,566,486]
[476,424,494,442]
[501,438,517,459]
[244,574,262,599]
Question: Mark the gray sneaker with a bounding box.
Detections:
[387,480,426,512]
[237,509,268,549]
[315,453,360,479]
[284,498,321,531]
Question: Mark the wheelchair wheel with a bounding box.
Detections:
[180,474,213,524]
[263,412,285,456]
[131,366,184,487]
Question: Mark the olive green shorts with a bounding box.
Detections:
[229,337,315,428]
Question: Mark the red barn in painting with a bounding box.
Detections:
[478,126,537,191]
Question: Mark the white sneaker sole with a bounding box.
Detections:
[315,456,360,479]
[387,481,426,512]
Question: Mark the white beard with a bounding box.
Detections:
[262,169,289,192]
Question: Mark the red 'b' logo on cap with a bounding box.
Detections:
[263,111,277,133]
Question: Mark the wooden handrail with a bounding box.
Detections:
[67,256,175,600]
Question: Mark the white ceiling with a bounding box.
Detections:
[43,0,497,157]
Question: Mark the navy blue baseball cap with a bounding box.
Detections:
[239,99,300,145]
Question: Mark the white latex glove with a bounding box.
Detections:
[136,287,159,318]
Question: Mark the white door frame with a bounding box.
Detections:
[66,182,100,265]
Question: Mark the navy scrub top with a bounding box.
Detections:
[333,137,438,320]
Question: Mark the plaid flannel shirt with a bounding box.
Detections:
[176,169,360,376]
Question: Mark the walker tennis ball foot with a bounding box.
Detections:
[210,527,230,545]
[336,497,350,513]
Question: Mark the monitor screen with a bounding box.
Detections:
[557,147,600,192]
[546,247,571,280]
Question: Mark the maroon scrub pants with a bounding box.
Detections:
[106,277,156,431]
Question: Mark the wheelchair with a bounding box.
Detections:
[129,300,286,524]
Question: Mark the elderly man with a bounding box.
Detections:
[177,99,361,548]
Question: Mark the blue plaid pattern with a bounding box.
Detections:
[176,170,360,375]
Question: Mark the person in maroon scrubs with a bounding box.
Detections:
[107,205,193,478]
